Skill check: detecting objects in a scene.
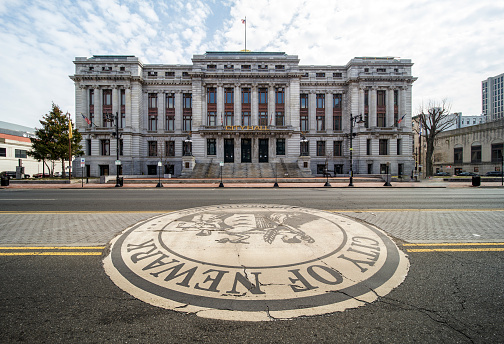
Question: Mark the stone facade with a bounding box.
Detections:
[70,52,416,178]
[433,119,504,175]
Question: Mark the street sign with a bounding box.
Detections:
[80,158,85,167]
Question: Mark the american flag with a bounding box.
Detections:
[241,18,246,24]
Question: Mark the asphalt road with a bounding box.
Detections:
[1,187,503,212]
[1,188,503,343]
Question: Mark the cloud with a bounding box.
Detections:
[0,0,503,128]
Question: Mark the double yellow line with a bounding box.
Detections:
[0,246,105,256]
[404,242,504,252]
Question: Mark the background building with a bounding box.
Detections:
[432,119,504,175]
[0,121,49,177]
[445,112,486,131]
[70,52,416,178]
[482,72,504,122]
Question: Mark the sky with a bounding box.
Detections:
[1,0,503,129]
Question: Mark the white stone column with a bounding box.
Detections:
[369,87,377,128]
[158,91,165,131]
[112,85,119,117]
[285,84,291,126]
[387,87,395,127]
[269,84,275,126]
[326,92,333,132]
[234,84,241,125]
[94,86,102,127]
[175,91,183,132]
[309,91,316,131]
[251,85,258,126]
[217,83,224,126]
[125,86,132,128]
[79,85,87,128]
[400,86,407,128]
[358,87,365,122]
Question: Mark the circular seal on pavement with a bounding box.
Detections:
[103,204,409,321]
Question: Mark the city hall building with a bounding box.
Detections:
[70,52,416,178]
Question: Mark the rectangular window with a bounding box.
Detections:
[333,94,342,130]
[316,72,326,78]
[183,93,192,109]
[101,140,110,156]
[316,94,325,131]
[166,94,175,109]
[259,112,268,126]
[208,111,217,127]
[471,145,482,163]
[275,112,285,126]
[454,147,463,164]
[166,141,175,157]
[491,144,503,163]
[300,141,309,156]
[397,139,402,155]
[317,141,326,156]
[259,88,268,104]
[300,114,309,131]
[148,141,157,157]
[148,115,157,131]
[207,139,216,155]
[379,139,388,155]
[276,89,284,104]
[367,139,372,155]
[333,141,342,156]
[120,89,126,128]
[275,65,285,70]
[225,112,234,126]
[276,138,285,155]
[242,88,251,104]
[242,112,251,126]
[300,94,308,109]
[377,112,386,127]
[14,149,27,158]
[86,139,91,156]
[183,114,192,132]
[208,111,217,126]
[0,147,6,157]
[165,71,175,77]
[207,88,216,104]
[333,72,343,78]
[241,65,251,70]
[225,88,234,104]
[377,90,386,107]
[166,114,175,131]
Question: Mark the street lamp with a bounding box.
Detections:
[219,162,224,187]
[324,158,331,187]
[156,160,163,187]
[348,114,364,187]
[105,112,122,187]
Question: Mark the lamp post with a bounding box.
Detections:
[348,114,364,187]
[105,112,122,187]
[156,160,163,187]
[274,163,279,187]
[219,162,224,187]
[324,158,331,187]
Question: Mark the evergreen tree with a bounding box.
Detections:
[29,103,83,177]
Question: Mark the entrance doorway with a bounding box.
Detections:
[259,139,269,163]
[99,165,109,176]
[241,138,251,163]
[224,139,234,163]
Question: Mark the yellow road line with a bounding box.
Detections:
[328,209,504,212]
[0,252,102,256]
[407,248,504,252]
[404,243,504,246]
[0,246,105,250]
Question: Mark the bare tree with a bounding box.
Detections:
[415,99,455,177]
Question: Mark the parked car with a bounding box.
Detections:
[435,172,451,176]
[456,172,479,176]
[54,172,62,177]
[33,173,51,178]
[0,171,16,179]
[485,171,504,177]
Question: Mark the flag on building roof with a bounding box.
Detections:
[241,19,246,24]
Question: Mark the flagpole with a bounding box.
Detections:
[68,113,72,181]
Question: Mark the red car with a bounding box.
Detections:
[33,173,50,178]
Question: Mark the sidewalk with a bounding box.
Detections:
[2,177,503,189]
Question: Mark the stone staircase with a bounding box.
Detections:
[185,161,311,179]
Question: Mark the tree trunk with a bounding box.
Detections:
[425,137,435,177]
